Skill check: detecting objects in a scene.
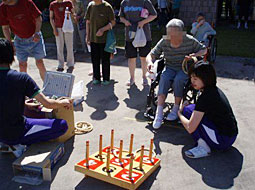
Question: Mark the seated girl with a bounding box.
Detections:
[178,61,238,158]
[190,13,216,47]
[0,39,72,157]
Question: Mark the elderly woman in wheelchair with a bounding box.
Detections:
[191,12,217,63]
[146,19,207,129]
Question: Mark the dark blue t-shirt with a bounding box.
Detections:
[0,68,40,142]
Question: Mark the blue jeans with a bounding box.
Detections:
[14,32,46,62]
[158,67,188,97]
[183,104,237,150]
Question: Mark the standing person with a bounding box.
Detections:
[71,0,87,53]
[178,61,238,158]
[157,0,168,29]
[85,0,116,85]
[50,0,75,73]
[0,39,72,157]
[237,0,252,29]
[171,0,182,18]
[0,0,47,81]
[119,0,157,86]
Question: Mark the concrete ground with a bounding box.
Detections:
[0,45,255,190]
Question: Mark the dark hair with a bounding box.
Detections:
[197,12,205,18]
[188,61,217,87]
[0,38,14,65]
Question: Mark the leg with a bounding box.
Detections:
[73,23,79,52]
[139,41,151,85]
[125,41,137,85]
[20,118,68,145]
[166,70,189,120]
[64,32,75,69]
[101,44,111,82]
[78,28,87,52]
[36,59,46,81]
[55,28,65,69]
[19,61,28,73]
[14,37,29,73]
[91,42,101,81]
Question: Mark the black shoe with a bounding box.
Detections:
[56,67,64,72]
[67,66,74,73]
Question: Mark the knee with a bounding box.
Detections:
[36,60,45,68]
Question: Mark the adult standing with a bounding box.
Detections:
[237,0,252,29]
[50,0,75,73]
[71,0,87,53]
[85,0,116,85]
[0,0,47,81]
[171,0,182,19]
[119,0,157,86]
[157,0,168,28]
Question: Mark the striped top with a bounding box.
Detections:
[151,34,206,71]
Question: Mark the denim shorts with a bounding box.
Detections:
[14,32,46,62]
[158,67,188,97]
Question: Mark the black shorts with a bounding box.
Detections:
[125,41,151,58]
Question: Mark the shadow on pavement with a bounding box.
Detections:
[85,80,119,120]
[182,146,243,189]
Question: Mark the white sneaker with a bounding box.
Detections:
[153,117,163,129]
[185,146,211,158]
[166,111,178,121]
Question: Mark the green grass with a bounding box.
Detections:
[1,21,255,58]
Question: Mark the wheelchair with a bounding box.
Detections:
[201,34,217,64]
[144,57,199,120]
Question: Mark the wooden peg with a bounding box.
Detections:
[129,154,134,179]
[106,148,111,172]
[110,129,114,150]
[149,139,153,160]
[119,140,123,161]
[86,141,89,168]
[139,145,145,170]
[99,135,103,157]
[129,134,134,155]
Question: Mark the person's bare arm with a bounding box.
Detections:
[34,93,72,109]
[120,16,131,27]
[2,25,12,42]
[49,10,58,36]
[96,20,116,37]
[138,15,157,28]
[32,16,42,42]
[86,20,90,45]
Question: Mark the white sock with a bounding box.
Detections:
[197,138,211,153]
[172,104,180,113]
[155,105,163,119]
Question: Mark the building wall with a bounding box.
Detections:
[179,0,218,27]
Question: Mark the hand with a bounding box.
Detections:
[32,33,40,42]
[147,63,154,73]
[180,100,190,112]
[185,53,196,60]
[59,98,72,109]
[124,20,131,27]
[96,28,104,37]
[53,29,59,36]
[138,20,145,28]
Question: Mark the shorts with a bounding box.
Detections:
[125,41,151,58]
[158,67,188,97]
[14,32,46,62]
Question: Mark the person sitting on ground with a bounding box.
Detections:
[190,13,216,47]
[146,19,207,129]
[0,39,72,157]
[178,61,238,158]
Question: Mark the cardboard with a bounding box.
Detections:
[13,142,65,181]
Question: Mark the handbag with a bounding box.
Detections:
[104,23,116,53]
[62,8,74,33]
[132,27,147,48]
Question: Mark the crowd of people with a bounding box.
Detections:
[0,0,238,159]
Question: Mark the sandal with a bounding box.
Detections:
[185,146,211,159]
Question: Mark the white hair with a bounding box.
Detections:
[166,19,184,31]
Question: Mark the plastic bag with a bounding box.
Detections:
[104,29,116,53]
[62,8,74,33]
[71,80,84,106]
[132,27,147,48]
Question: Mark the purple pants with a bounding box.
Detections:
[1,118,68,145]
[183,104,237,150]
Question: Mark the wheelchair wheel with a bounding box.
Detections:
[208,37,217,64]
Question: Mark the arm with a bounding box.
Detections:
[203,23,216,40]
[32,16,42,42]
[138,15,157,28]
[2,25,12,42]
[49,10,58,36]
[34,92,72,110]
[96,20,116,37]
[120,16,131,27]
[190,23,198,35]
[86,20,90,45]
[178,109,204,133]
